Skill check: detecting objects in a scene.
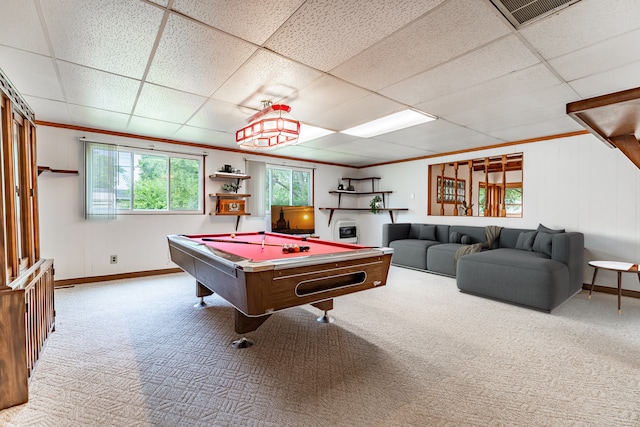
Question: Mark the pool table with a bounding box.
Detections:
[167,232,393,342]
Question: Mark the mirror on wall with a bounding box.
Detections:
[428,153,523,217]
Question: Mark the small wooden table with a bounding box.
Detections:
[588,261,640,314]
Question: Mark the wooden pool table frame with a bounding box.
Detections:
[167,234,393,340]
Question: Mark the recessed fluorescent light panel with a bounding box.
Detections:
[341,109,437,138]
[297,123,335,144]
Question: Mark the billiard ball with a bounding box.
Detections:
[230,233,235,238]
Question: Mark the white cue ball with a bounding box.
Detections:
[230,233,236,238]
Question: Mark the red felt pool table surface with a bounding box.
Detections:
[187,232,360,262]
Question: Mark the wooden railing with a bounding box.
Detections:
[22,259,55,377]
[0,258,55,410]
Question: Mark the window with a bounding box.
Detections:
[85,142,203,217]
[265,165,312,210]
[478,182,522,217]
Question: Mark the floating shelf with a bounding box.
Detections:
[322,177,408,225]
[318,207,408,226]
[210,193,251,198]
[37,166,78,176]
[210,172,250,180]
[209,173,251,231]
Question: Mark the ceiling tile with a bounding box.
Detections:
[287,75,369,125]
[187,98,248,133]
[42,0,164,79]
[444,84,579,132]
[23,96,71,124]
[487,116,582,142]
[417,64,564,118]
[309,149,381,166]
[67,104,131,131]
[213,49,323,107]
[0,46,63,101]
[0,0,49,55]
[172,125,233,147]
[148,0,169,6]
[332,0,510,91]
[265,0,446,71]
[520,0,640,60]
[568,60,640,99]
[146,14,257,96]
[310,93,404,131]
[381,35,540,106]
[267,145,323,158]
[173,0,304,45]
[58,61,141,113]
[134,83,207,123]
[296,132,360,149]
[127,116,182,138]
[548,28,640,82]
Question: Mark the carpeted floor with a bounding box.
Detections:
[1,266,639,426]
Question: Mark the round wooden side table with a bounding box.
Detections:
[588,261,640,314]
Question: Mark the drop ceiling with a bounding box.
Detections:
[1,0,640,167]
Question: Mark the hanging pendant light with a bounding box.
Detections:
[236,101,300,149]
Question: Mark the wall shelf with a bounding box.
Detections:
[318,207,408,226]
[209,173,251,230]
[37,166,79,176]
[320,176,408,226]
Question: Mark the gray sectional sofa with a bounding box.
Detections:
[382,223,584,312]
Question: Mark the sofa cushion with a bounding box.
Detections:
[532,232,553,256]
[389,239,440,270]
[449,226,490,247]
[538,224,565,234]
[419,225,437,241]
[532,225,565,256]
[460,235,472,245]
[515,231,537,251]
[449,231,461,243]
[427,243,467,276]
[408,224,421,239]
[456,248,569,312]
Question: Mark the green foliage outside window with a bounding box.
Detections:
[134,154,168,210]
[266,166,312,210]
[88,144,202,214]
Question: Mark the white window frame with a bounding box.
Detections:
[85,142,204,217]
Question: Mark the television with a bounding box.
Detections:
[271,205,315,235]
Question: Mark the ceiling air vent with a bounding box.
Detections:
[491,0,582,28]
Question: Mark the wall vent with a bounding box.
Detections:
[491,0,582,28]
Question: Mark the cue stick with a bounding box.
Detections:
[201,237,284,247]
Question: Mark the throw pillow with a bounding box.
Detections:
[532,232,553,257]
[515,231,537,251]
[460,235,472,245]
[537,224,565,234]
[419,225,437,241]
[449,231,461,243]
[408,225,420,239]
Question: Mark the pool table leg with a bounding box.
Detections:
[234,310,272,335]
[312,299,335,324]
[232,310,273,348]
[194,281,214,307]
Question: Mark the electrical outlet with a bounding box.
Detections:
[110,255,118,264]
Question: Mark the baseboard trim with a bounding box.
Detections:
[581,283,640,299]
[54,268,183,287]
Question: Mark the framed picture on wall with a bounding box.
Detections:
[436,176,465,204]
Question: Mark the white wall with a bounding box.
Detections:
[37,126,640,292]
[36,126,352,280]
